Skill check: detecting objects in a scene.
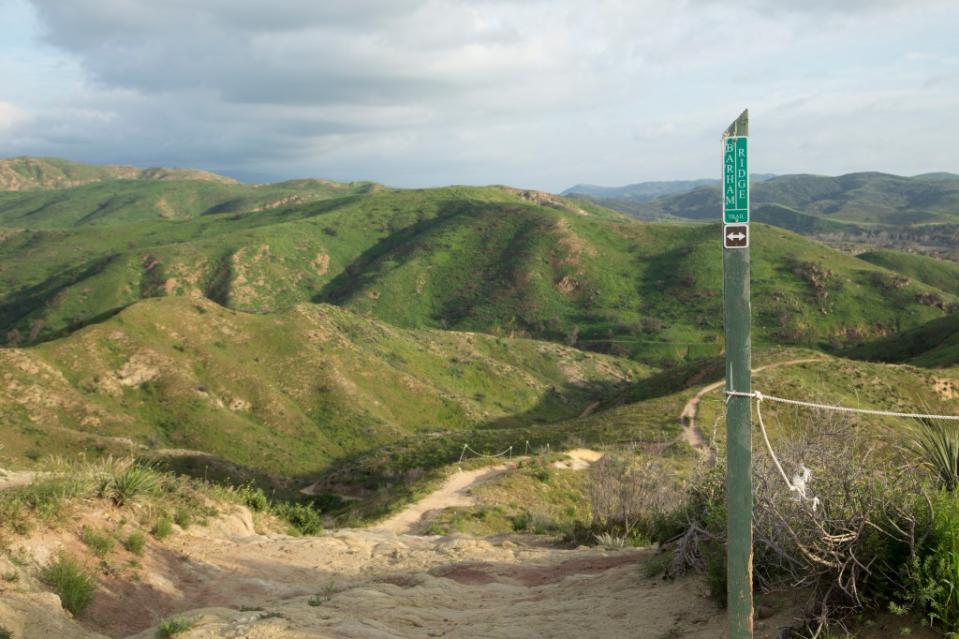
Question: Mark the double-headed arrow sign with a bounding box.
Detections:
[724,223,749,248]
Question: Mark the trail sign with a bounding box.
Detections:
[722,109,753,639]
[724,224,749,248]
[723,136,749,223]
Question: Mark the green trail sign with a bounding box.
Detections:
[722,109,753,639]
[723,135,749,223]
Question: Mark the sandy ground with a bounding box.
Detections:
[0,444,935,639]
[551,448,604,470]
[0,468,39,491]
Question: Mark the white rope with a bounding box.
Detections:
[754,393,819,511]
[726,390,959,421]
[726,388,959,512]
[462,444,513,460]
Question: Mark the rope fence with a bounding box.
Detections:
[457,441,553,463]
[724,388,959,511]
[726,389,959,421]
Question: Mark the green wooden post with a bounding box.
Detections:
[722,109,753,638]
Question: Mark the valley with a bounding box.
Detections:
[1,158,958,638]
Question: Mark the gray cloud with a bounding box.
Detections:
[3,0,957,189]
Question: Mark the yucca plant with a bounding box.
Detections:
[100,463,160,506]
[911,417,959,491]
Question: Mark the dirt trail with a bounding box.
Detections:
[552,448,604,470]
[680,358,826,455]
[0,469,39,491]
[371,449,605,535]
[371,464,517,535]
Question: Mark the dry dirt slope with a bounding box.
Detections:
[1,458,932,639]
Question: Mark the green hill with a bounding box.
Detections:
[844,313,959,368]
[0,296,649,475]
[0,181,955,364]
[856,249,959,296]
[0,156,238,191]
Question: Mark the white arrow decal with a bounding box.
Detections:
[727,232,746,240]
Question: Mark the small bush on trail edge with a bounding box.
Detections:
[156,616,196,638]
[510,509,558,535]
[239,485,269,512]
[42,554,95,616]
[80,526,115,557]
[0,625,12,639]
[173,508,192,529]
[124,532,147,556]
[151,517,173,540]
[589,450,685,543]
[272,502,322,535]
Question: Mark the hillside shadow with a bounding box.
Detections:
[0,254,120,343]
[313,198,487,305]
[201,193,365,220]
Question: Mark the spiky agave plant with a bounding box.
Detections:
[911,417,959,491]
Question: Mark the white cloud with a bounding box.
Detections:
[0,101,27,130]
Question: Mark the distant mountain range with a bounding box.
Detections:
[562,175,777,202]
[0,156,239,191]
[563,171,959,227]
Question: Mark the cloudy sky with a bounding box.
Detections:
[1,0,957,191]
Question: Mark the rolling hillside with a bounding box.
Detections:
[844,313,959,368]
[0,175,956,364]
[856,249,959,296]
[0,296,648,475]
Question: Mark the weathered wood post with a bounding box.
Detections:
[722,109,753,638]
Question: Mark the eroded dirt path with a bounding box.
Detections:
[371,463,518,535]
[371,449,605,535]
[680,358,826,455]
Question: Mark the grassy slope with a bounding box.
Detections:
[857,249,959,296]
[0,296,650,476]
[843,314,959,368]
[1,185,955,365]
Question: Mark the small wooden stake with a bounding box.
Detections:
[722,109,753,638]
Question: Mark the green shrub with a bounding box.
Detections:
[103,464,159,506]
[241,486,269,512]
[42,554,96,616]
[124,532,147,556]
[910,492,959,631]
[156,616,196,637]
[151,517,173,540]
[272,502,322,535]
[510,509,556,534]
[173,508,192,529]
[0,625,11,639]
[80,526,115,557]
